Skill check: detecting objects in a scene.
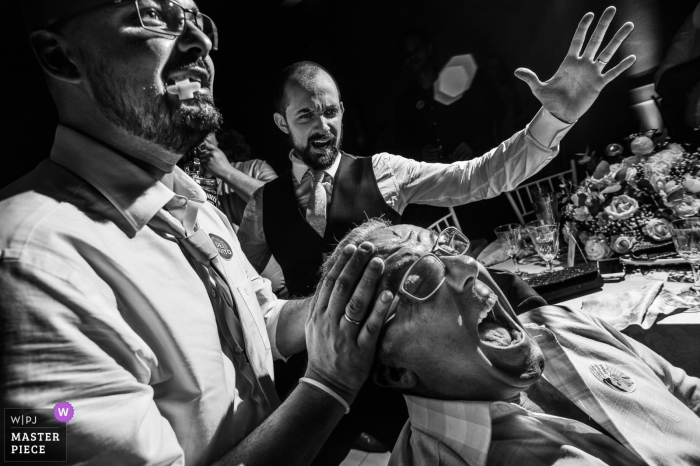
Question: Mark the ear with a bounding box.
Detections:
[372,362,418,390]
[340,101,345,115]
[29,30,81,84]
[273,113,289,134]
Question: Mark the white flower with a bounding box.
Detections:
[573,206,592,222]
[630,136,654,156]
[611,236,636,254]
[670,195,700,218]
[651,149,683,165]
[604,195,640,220]
[585,237,612,260]
[683,174,700,194]
[643,218,672,241]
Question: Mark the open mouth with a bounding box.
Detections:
[476,297,523,348]
[309,137,334,150]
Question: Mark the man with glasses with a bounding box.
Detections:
[320,221,700,466]
[2,1,395,464]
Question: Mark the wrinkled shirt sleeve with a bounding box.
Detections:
[374,108,573,214]
[1,258,185,465]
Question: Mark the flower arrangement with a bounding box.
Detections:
[562,133,700,260]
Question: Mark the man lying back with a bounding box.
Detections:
[321,221,700,466]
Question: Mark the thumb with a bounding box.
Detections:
[514,68,543,91]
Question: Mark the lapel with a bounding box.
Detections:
[524,322,637,453]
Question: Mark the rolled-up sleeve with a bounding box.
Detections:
[1,257,185,465]
[375,108,573,214]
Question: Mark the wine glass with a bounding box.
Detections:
[526,223,560,273]
[669,218,700,295]
[494,224,526,276]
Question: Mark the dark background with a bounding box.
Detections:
[2,0,697,188]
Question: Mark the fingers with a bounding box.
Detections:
[513,68,543,91]
[603,55,637,83]
[582,6,616,60]
[314,244,357,316]
[357,290,393,349]
[567,12,595,57]
[326,242,375,322]
[596,22,634,63]
[340,256,385,332]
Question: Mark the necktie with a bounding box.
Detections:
[148,205,280,414]
[306,170,328,236]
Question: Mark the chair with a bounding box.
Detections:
[505,159,578,225]
[427,206,461,234]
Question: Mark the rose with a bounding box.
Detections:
[630,136,654,156]
[573,206,592,222]
[611,235,636,254]
[643,218,672,241]
[651,149,683,165]
[683,174,700,194]
[669,195,700,218]
[578,230,591,244]
[604,194,639,220]
[645,159,672,176]
[665,143,684,155]
[585,237,612,260]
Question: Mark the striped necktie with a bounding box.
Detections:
[148,206,280,414]
[306,170,327,236]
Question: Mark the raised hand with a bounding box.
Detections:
[514,6,636,124]
[305,242,393,404]
[199,142,233,178]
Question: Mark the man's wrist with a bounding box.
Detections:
[302,368,358,406]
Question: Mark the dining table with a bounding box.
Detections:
[481,246,700,378]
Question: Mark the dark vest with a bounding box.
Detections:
[262,153,401,297]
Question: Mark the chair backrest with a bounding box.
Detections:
[427,206,461,234]
[505,159,578,225]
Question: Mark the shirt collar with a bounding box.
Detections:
[404,394,493,466]
[289,149,341,184]
[49,125,207,233]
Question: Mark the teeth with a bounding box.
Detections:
[477,309,490,324]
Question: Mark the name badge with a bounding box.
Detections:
[209,234,233,260]
[589,363,636,393]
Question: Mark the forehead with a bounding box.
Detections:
[367,225,435,286]
[285,72,339,107]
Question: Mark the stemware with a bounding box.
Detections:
[526,223,560,273]
[494,223,526,276]
[669,218,700,295]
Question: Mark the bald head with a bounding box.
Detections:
[273,61,341,116]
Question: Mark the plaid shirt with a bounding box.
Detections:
[390,306,700,466]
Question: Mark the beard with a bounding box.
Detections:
[291,127,342,171]
[82,52,222,156]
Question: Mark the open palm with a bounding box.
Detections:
[515,6,636,124]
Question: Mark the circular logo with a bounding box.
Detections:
[209,234,233,260]
[589,364,636,393]
[53,401,74,422]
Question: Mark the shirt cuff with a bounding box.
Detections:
[266,298,289,362]
[527,107,575,148]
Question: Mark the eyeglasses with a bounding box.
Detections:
[397,227,470,301]
[48,0,218,51]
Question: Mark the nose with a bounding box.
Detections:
[177,19,213,58]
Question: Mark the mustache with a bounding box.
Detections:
[161,58,212,88]
[308,132,336,142]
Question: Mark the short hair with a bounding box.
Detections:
[273,61,341,116]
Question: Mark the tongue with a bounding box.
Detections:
[479,322,512,347]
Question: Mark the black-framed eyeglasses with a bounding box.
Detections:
[396,227,470,302]
[48,0,218,51]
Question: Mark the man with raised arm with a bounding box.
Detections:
[1,1,392,465]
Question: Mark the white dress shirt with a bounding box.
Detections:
[238,108,573,272]
[0,126,287,465]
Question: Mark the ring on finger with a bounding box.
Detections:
[343,313,363,325]
[596,59,609,65]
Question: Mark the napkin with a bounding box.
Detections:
[582,281,664,331]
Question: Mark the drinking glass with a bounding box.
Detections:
[669,218,700,295]
[531,188,558,224]
[494,224,526,276]
[526,223,560,273]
